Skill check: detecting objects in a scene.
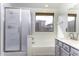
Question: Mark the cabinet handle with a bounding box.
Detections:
[32,37,34,40]
[30,37,34,40]
[32,42,35,44]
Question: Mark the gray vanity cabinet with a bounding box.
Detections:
[55,39,62,56]
[61,48,70,56]
[55,45,60,56]
[70,47,79,56]
[62,43,70,52]
[55,39,79,56]
[55,39,70,56]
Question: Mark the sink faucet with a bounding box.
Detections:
[69,33,79,40]
[69,33,74,39]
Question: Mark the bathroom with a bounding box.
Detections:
[0,3,79,56]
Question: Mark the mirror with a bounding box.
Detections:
[35,13,54,32]
[66,14,76,32]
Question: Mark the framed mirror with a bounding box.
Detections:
[66,14,77,32]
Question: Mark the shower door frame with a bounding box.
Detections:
[4,7,22,52]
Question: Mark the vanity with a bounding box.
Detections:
[56,7,79,56]
[55,38,79,56]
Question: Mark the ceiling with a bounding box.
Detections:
[7,3,76,9]
[4,3,78,14]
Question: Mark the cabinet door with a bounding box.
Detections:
[61,48,70,56]
[4,8,21,51]
[70,47,79,56]
[55,39,59,45]
[55,45,60,56]
[59,41,62,47]
[63,43,70,52]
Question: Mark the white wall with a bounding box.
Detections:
[26,8,58,56]
[0,4,1,55]
[76,10,79,33]
[30,8,58,47]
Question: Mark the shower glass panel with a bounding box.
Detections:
[4,8,21,52]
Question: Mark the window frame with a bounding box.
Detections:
[35,13,54,32]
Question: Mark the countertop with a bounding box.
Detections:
[56,37,79,50]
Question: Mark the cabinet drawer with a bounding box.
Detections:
[55,39,59,45]
[61,48,70,56]
[55,45,60,56]
[55,39,62,47]
[71,47,79,56]
[59,41,62,47]
[63,43,70,52]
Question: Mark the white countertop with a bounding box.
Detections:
[56,37,79,50]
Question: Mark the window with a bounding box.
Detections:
[66,14,76,32]
[35,13,54,32]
